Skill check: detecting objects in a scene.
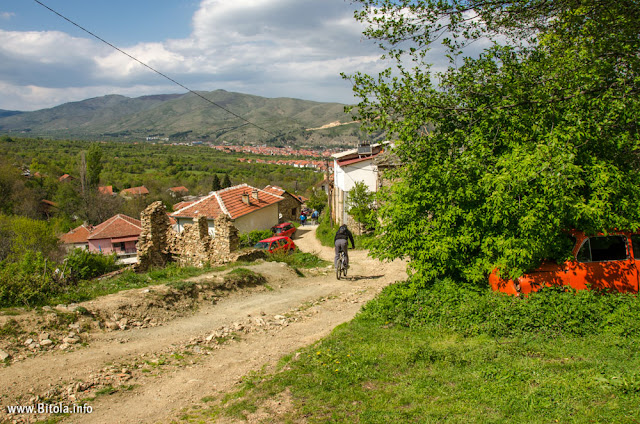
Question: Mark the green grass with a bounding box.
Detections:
[223,268,267,287]
[186,280,640,423]
[266,251,329,269]
[46,263,217,306]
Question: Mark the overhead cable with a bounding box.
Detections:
[33,0,278,137]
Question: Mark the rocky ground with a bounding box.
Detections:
[0,225,406,423]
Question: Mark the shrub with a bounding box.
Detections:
[360,278,640,338]
[238,229,273,249]
[64,249,119,281]
[0,251,58,307]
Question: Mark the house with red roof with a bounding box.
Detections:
[87,214,143,264]
[120,186,149,198]
[58,173,74,183]
[60,224,92,251]
[98,185,114,196]
[171,184,284,235]
[168,186,189,197]
[263,185,303,223]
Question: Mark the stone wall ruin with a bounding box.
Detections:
[136,201,242,271]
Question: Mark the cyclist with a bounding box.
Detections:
[334,224,355,269]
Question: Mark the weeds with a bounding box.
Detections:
[265,251,328,269]
[223,268,266,288]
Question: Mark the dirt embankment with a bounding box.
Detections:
[1,225,406,424]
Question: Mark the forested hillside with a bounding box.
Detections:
[0,90,369,147]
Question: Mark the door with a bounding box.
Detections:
[569,235,638,293]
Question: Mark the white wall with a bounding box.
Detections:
[234,203,279,233]
[176,217,215,236]
[334,159,378,193]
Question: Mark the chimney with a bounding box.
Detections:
[252,189,259,201]
[241,193,250,205]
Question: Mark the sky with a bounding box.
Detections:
[0,0,396,111]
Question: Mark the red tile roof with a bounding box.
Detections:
[121,186,149,196]
[98,185,113,195]
[171,184,283,220]
[336,152,381,167]
[263,185,303,204]
[58,174,74,182]
[87,214,143,240]
[263,185,286,196]
[172,200,197,211]
[168,186,189,193]
[60,224,92,244]
[41,199,58,207]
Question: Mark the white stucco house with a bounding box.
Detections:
[331,142,389,227]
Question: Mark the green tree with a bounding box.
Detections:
[211,174,222,191]
[221,173,232,188]
[0,215,61,262]
[307,189,328,214]
[86,143,103,188]
[348,181,376,229]
[348,0,640,283]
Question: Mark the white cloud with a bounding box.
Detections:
[0,0,402,110]
[0,12,15,20]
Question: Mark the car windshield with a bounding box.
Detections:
[254,242,270,249]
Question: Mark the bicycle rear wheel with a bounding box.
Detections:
[336,258,342,280]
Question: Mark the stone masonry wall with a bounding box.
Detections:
[279,193,302,223]
[137,202,241,270]
[136,201,171,271]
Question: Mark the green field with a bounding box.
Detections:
[183,280,640,423]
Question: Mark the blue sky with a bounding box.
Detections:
[1,0,393,111]
[3,1,199,44]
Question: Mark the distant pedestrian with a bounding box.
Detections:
[311,210,319,224]
[300,213,307,226]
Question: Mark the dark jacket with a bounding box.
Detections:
[334,225,355,248]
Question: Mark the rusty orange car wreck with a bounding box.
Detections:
[489,230,640,295]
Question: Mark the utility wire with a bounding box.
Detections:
[33,0,279,137]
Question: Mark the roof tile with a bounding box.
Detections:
[87,214,143,240]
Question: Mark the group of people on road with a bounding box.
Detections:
[299,208,319,226]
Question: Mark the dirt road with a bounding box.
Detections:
[1,225,406,423]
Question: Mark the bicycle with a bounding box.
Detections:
[336,249,348,280]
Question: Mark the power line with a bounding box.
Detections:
[33,0,278,137]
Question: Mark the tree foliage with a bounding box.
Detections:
[211,174,222,191]
[348,181,376,229]
[222,173,232,188]
[86,143,103,187]
[348,0,640,283]
[307,189,328,214]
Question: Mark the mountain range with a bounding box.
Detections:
[0,90,367,147]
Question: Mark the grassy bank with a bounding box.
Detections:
[315,213,373,249]
[184,280,640,423]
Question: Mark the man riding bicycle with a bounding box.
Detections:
[334,224,355,269]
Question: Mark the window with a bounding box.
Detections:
[631,235,640,258]
[291,208,297,216]
[576,236,628,262]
